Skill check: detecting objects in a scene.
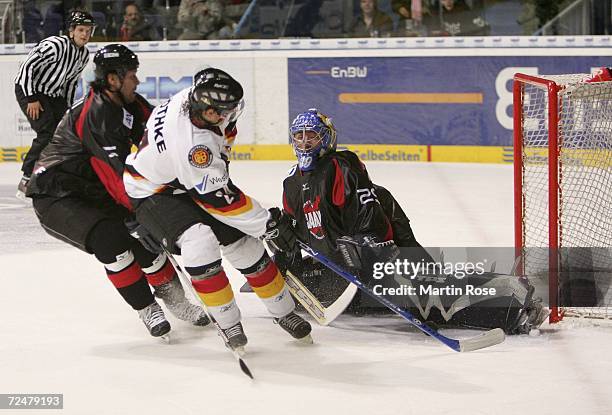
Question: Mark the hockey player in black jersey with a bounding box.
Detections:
[266,108,548,334]
[26,44,209,338]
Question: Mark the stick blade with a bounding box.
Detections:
[231,347,254,379]
[238,357,254,379]
[459,328,505,352]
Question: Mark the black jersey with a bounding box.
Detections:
[28,88,152,209]
[282,151,393,263]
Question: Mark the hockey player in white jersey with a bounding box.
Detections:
[124,68,312,349]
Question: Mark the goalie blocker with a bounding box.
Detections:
[268,108,547,335]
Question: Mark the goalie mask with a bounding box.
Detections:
[289,109,337,171]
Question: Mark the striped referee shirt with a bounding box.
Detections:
[14,35,89,106]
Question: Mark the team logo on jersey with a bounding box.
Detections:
[303,196,325,240]
[188,145,213,168]
[122,108,134,129]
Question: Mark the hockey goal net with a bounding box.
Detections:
[513,72,612,323]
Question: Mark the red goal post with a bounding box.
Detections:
[513,72,612,323]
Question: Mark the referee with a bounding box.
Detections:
[14,10,96,199]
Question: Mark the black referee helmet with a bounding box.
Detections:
[67,10,96,29]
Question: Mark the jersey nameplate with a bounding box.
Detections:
[153,100,169,153]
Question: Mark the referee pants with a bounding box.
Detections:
[15,84,67,176]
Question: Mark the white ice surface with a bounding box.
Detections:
[0,161,610,415]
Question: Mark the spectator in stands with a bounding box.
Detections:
[177,0,230,40]
[119,3,161,41]
[424,0,489,36]
[391,0,428,25]
[392,0,430,36]
[517,0,538,35]
[284,0,324,37]
[349,0,394,38]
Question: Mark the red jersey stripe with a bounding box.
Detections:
[75,89,94,140]
[331,158,345,207]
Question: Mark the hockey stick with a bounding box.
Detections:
[297,240,505,352]
[163,251,254,379]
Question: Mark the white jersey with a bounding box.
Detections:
[124,87,268,238]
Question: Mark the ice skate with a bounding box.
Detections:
[274,312,313,344]
[154,277,210,327]
[513,298,550,335]
[138,301,171,339]
[218,321,248,352]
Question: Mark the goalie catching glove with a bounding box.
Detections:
[262,207,297,253]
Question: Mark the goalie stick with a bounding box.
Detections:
[164,251,254,379]
[296,240,505,352]
[246,243,357,325]
[283,268,357,326]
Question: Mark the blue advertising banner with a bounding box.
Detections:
[288,56,610,146]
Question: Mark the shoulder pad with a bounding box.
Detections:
[335,150,367,171]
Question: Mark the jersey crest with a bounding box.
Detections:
[189,145,213,168]
[122,108,134,129]
[303,196,325,240]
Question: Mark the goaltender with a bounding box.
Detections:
[265,108,548,334]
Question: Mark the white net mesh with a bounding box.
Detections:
[519,74,612,319]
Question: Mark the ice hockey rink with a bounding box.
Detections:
[1,160,611,415]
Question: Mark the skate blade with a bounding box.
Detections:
[159,333,172,344]
[296,334,314,345]
[232,346,246,358]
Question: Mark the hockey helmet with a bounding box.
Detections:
[67,10,96,29]
[189,68,244,123]
[289,109,337,171]
[193,67,233,86]
[93,44,139,82]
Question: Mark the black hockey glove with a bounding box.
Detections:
[124,217,162,254]
[337,235,399,270]
[262,207,297,253]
